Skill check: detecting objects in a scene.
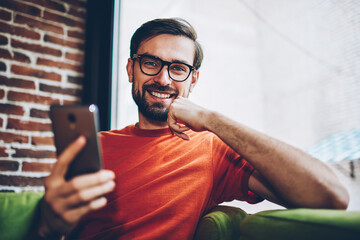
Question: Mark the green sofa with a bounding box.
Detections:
[1,192,360,240]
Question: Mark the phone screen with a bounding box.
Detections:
[50,104,102,180]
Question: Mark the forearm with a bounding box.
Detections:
[205,111,349,209]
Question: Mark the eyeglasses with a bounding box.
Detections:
[132,54,195,82]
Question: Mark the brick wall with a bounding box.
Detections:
[0,0,87,192]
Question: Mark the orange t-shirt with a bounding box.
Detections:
[69,125,262,239]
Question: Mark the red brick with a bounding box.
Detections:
[68,6,86,19]
[0,131,29,143]
[0,103,25,116]
[0,9,12,21]
[13,148,56,158]
[0,48,11,59]
[7,118,52,132]
[8,90,60,105]
[43,10,85,29]
[31,136,54,146]
[37,57,83,72]
[64,99,81,105]
[0,75,36,89]
[0,175,45,186]
[30,108,49,119]
[24,0,66,13]
[0,48,31,63]
[0,118,3,127]
[0,147,8,157]
[0,35,8,45]
[11,64,61,82]
[44,34,84,50]
[0,0,41,17]
[67,75,83,85]
[0,61,5,71]
[22,161,54,172]
[11,39,62,57]
[67,29,85,40]
[14,51,31,63]
[15,14,64,35]
[0,89,4,99]
[40,83,82,97]
[0,160,19,171]
[65,52,84,62]
[0,21,41,40]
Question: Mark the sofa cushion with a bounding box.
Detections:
[239,208,360,240]
[0,191,44,240]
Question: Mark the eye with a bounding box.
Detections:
[170,64,187,72]
[142,57,160,68]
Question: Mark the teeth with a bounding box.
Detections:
[151,91,171,99]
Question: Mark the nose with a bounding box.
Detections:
[154,65,172,86]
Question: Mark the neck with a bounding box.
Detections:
[137,113,169,130]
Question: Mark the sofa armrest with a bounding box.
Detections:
[0,191,44,240]
[194,206,360,240]
[240,208,360,240]
[194,205,248,240]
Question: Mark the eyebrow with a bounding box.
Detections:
[141,52,192,65]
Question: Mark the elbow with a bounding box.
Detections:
[326,186,350,210]
[305,183,350,210]
[332,189,350,210]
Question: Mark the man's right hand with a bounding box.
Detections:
[37,136,116,239]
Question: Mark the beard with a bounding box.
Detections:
[132,80,179,122]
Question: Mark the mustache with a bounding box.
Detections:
[143,83,178,94]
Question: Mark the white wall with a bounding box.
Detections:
[115,0,265,132]
[255,0,360,149]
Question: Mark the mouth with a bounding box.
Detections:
[148,90,176,99]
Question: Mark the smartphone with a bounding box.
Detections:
[50,104,102,180]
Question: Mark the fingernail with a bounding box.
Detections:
[103,170,115,179]
[183,135,190,141]
[106,181,115,189]
[78,135,86,143]
[91,197,107,209]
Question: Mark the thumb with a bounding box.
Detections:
[52,136,86,178]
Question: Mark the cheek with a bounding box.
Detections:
[176,82,192,97]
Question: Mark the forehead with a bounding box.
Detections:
[137,34,195,64]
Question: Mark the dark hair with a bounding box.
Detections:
[130,18,203,70]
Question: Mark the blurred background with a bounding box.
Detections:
[112,0,360,212]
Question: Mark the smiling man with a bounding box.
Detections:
[37,18,349,239]
[129,28,200,127]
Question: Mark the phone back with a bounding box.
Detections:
[50,104,102,180]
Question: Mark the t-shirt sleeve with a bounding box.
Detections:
[209,135,263,206]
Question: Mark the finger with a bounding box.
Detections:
[169,122,190,140]
[167,111,189,130]
[173,131,190,141]
[62,197,108,224]
[167,111,177,130]
[168,115,190,140]
[53,136,86,178]
[65,180,115,207]
[171,124,190,132]
[70,170,115,191]
[56,170,115,197]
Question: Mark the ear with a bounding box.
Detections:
[126,58,134,83]
[189,70,199,93]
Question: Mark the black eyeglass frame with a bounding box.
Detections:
[132,53,196,82]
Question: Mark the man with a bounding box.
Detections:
[37,18,349,239]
